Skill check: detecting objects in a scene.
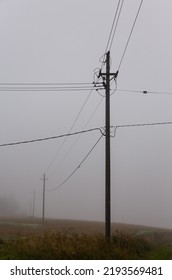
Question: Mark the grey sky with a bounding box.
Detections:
[0,0,172,229]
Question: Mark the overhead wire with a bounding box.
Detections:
[109,0,125,51]
[110,122,172,137]
[0,82,95,85]
[44,87,97,174]
[1,121,172,148]
[117,89,172,95]
[116,121,172,129]
[0,0,143,179]
[41,80,103,175]
[0,85,104,92]
[60,1,123,179]
[104,0,121,54]
[0,127,102,148]
[95,0,124,96]
[118,0,144,71]
[42,0,123,174]
[47,134,103,192]
[47,120,172,192]
[0,89,103,92]
[55,0,122,173]
[51,98,104,172]
[0,82,104,93]
[53,8,126,171]
[100,0,124,71]
[91,0,125,97]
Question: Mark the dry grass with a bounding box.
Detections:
[0,216,171,260]
[1,231,170,260]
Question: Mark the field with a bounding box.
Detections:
[0,216,172,259]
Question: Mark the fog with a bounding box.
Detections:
[0,0,172,229]
[0,195,21,216]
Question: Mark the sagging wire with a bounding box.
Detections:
[47,134,103,192]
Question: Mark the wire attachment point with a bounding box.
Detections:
[110,126,118,138]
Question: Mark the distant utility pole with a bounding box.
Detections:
[41,173,48,224]
[100,51,118,240]
[32,190,35,217]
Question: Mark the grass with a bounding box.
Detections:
[0,217,171,260]
[0,231,171,260]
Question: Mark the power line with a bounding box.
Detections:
[0,88,103,92]
[47,77,105,176]
[47,134,103,192]
[0,127,102,148]
[0,82,95,85]
[44,87,96,173]
[109,0,125,51]
[2,121,172,148]
[43,79,104,173]
[100,0,124,71]
[0,86,104,92]
[0,84,103,174]
[44,120,172,230]
[93,0,123,134]
[83,1,124,172]
[105,0,121,53]
[117,89,172,95]
[115,121,172,129]
[0,82,104,92]
[118,0,144,71]
[51,98,104,172]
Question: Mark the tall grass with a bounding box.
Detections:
[0,231,171,260]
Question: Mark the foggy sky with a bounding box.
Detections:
[0,0,172,229]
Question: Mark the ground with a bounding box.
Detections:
[0,216,172,242]
[0,216,172,259]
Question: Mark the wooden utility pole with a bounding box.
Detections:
[100,51,118,240]
[41,173,48,224]
[32,190,35,217]
[105,51,111,240]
